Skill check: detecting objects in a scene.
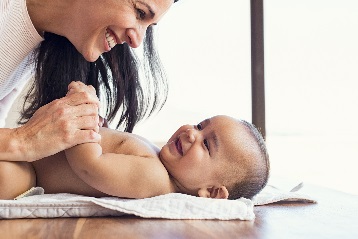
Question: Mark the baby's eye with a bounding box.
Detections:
[204,139,210,151]
[136,8,146,20]
[197,123,203,130]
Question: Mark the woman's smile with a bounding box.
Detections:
[105,29,118,51]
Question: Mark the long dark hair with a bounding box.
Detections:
[19,26,167,132]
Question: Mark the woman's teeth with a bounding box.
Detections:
[105,30,116,49]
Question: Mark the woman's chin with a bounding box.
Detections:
[82,49,101,62]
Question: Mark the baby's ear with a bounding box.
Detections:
[198,186,229,199]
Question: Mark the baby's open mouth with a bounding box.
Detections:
[175,138,183,156]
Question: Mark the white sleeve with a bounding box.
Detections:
[0,0,42,127]
[0,88,22,128]
[0,64,32,128]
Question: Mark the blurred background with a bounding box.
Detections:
[134,0,358,195]
[6,0,358,195]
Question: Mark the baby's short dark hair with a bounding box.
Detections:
[227,120,270,200]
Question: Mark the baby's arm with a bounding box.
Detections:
[64,140,171,198]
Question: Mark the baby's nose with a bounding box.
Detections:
[186,128,196,143]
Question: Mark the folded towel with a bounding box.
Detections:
[0,183,315,220]
[253,182,317,205]
[1,192,254,220]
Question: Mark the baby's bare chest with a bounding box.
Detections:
[100,129,160,157]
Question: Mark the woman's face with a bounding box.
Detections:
[66,0,173,62]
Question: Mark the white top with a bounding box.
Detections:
[0,0,43,127]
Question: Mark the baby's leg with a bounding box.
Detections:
[0,161,36,200]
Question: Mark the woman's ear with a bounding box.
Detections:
[198,186,229,199]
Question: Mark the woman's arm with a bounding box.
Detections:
[65,140,171,199]
[0,82,101,162]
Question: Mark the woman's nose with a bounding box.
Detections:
[126,26,146,48]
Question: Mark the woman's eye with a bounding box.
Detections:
[204,139,210,151]
[197,123,202,130]
[137,9,146,20]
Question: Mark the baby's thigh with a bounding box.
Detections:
[0,161,36,199]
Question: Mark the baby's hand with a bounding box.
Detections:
[99,116,109,128]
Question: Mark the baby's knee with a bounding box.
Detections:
[0,161,36,200]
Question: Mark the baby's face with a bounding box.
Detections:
[159,115,249,195]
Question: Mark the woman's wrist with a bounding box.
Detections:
[0,128,27,162]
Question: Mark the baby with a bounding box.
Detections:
[0,115,269,200]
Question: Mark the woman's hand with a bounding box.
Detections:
[66,81,102,132]
[8,81,102,162]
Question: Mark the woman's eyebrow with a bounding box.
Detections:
[137,1,156,19]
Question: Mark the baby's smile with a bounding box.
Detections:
[175,138,183,156]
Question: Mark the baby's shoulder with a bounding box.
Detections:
[100,127,160,157]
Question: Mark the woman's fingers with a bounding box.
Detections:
[12,82,104,162]
[66,83,100,108]
[66,91,99,106]
[66,82,101,130]
[72,115,100,132]
[15,100,102,162]
[68,81,95,93]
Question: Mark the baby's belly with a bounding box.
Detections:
[31,152,107,197]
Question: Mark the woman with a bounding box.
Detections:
[0,0,178,162]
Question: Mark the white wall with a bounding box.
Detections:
[134,0,358,195]
[264,0,358,195]
[134,0,252,141]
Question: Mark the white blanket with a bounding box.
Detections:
[0,183,315,220]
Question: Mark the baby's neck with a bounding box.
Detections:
[168,175,197,197]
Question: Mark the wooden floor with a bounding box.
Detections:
[1,184,357,239]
